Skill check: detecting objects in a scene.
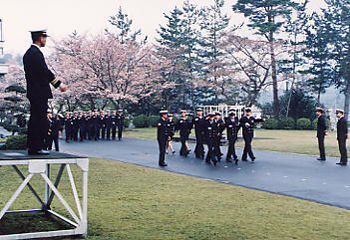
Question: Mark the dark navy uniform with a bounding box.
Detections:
[23,32,62,154]
[64,115,73,142]
[116,113,125,140]
[225,116,240,163]
[99,115,108,140]
[240,114,264,161]
[47,117,61,151]
[108,114,118,140]
[215,117,225,160]
[157,112,170,167]
[192,116,206,159]
[175,117,192,156]
[77,114,86,141]
[204,117,219,165]
[317,113,327,160]
[336,115,348,165]
[90,115,100,140]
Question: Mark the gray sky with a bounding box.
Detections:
[1,0,327,55]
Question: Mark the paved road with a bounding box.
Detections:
[60,138,350,209]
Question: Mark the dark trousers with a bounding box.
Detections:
[180,135,189,156]
[79,127,85,141]
[227,139,238,160]
[111,126,117,140]
[47,134,59,151]
[101,126,106,139]
[206,138,216,162]
[194,132,205,158]
[338,138,348,163]
[158,138,167,165]
[72,127,78,141]
[118,126,123,140]
[106,127,111,140]
[242,135,254,160]
[318,136,326,159]
[27,99,48,151]
[65,128,71,141]
[214,137,221,158]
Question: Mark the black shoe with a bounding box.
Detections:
[336,162,347,166]
[172,151,176,155]
[317,158,326,161]
[212,159,217,166]
[159,163,167,167]
[241,158,247,161]
[226,158,233,163]
[251,157,256,162]
[235,159,239,165]
[205,160,211,164]
[28,149,50,155]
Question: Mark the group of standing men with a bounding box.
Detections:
[63,110,125,143]
[157,108,264,167]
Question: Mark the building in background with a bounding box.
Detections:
[0,19,9,81]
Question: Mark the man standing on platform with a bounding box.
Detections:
[316,108,327,161]
[157,110,170,167]
[23,29,67,155]
[192,107,206,159]
[335,109,348,166]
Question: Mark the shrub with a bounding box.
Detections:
[5,135,27,150]
[132,115,148,128]
[147,115,159,127]
[123,118,131,128]
[279,117,295,130]
[296,118,311,130]
[262,118,279,129]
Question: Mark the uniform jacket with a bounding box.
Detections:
[317,115,327,138]
[225,117,240,141]
[23,45,61,101]
[204,120,220,139]
[157,117,170,140]
[175,118,192,137]
[240,116,263,138]
[192,116,206,136]
[337,117,348,140]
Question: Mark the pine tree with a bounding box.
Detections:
[199,0,231,105]
[233,0,298,119]
[303,13,332,105]
[322,0,350,118]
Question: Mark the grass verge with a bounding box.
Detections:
[1,158,350,239]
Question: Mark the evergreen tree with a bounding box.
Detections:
[199,0,231,105]
[303,13,332,105]
[322,0,350,118]
[156,0,201,111]
[233,0,298,119]
[107,6,145,44]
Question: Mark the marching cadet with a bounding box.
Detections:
[205,113,219,166]
[225,112,240,164]
[116,109,125,140]
[175,110,193,157]
[192,107,206,159]
[157,110,170,167]
[240,108,264,162]
[335,109,348,166]
[110,111,118,140]
[214,112,225,161]
[82,112,89,140]
[315,108,327,161]
[166,113,176,154]
[64,112,73,143]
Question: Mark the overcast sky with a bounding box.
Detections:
[1,0,327,55]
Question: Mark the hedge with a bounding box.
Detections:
[279,117,295,130]
[5,135,27,150]
[133,115,148,128]
[296,118,311,130]
[147,115,159,127]
[262,118,279,129]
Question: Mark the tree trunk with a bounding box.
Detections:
[343,81,350,120]
[269,33,280,119]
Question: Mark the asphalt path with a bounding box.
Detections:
[60,137,350,209]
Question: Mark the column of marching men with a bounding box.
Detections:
[43,109,125,152]
[157,107,264,167]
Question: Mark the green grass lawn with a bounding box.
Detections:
[124,128,348,158]
[1,158,350,240]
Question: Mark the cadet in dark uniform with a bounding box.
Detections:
[64,112,73,143]
[116,109,125,140]
[77,112,86,141]
[109,111,118,140]
[175,110,192,157]
[23,30,67,155]
[214,112,225,161]
[72,112,79,141]
[47,113,61,151]
[157,110,170,167]
[105,111,113,140]
[240,108,264,162]
[335,109,348,166]
[225,112,240,164]
[192,108,206,159]
[86,111,93,140]
[91,111,100,141]
[166,114,176,154]
[205,113,218,166]
[316,108,327,161]
[99,111,107,140]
